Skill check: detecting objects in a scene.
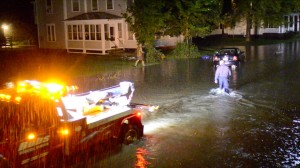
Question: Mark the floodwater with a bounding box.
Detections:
[73,40,300,168]
[1,40,300,167]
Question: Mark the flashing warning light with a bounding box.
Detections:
[136,112,141,117]
[15,96,22,103]
[0,80,79,103]
[27,133,36,140]
[45,83,64,94]
[59,128,70,136]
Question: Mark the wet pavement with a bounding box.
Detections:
[2,40,300,167]
[77,41,300,167]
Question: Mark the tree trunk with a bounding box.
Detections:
[245,13,252,42]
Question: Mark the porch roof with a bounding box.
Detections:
[66,12,122,21]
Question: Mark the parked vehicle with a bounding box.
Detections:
[0,80,147,167]
[212,47,245,69]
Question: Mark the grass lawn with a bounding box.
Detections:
[0,48,135,83]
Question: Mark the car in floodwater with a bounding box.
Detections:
[212,47,245,69]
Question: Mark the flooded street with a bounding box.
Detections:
[1,40,300,168]
[81,41,300,167]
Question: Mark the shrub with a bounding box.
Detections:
[145,47,165,64]
[169,42,199,59]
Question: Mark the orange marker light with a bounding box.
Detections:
[27,133,36,140]
[59,128,70,136]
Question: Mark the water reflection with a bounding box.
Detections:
[135,148,151,168]
[2,40,300,167]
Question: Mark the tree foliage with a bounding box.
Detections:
[124,0,220,45]
[164,0,220,41]
[229,0,300,41]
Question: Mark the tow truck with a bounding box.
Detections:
[0,80,148,167]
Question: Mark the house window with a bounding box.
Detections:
[104,24,110,40]
[90,25,96,40]
[118,23,122,38]
[107,0,113,10]
[46,0,53,14]
[284,16,288,28]
[78,25,83,40]
[47,24,56,42]
[290,16,293,27]
[68,25,83,40]
[127,25,133,40]
[72,0,80,12]
[92,0,98,11]
[96,25,101,40]
[84,24,101,40]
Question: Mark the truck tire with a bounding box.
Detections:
[122,124,140,145]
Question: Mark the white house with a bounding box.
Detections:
[211,13,300,37]
[34,0,183,55]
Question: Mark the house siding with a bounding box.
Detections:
[36,0,66,49]
[33,0,181,54]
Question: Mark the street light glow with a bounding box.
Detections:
[1,24,8,30]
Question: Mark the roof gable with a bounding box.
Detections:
[66,12,122,21]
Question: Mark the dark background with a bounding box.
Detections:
[0,0,36,44]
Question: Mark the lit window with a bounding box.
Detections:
[47,24,56,42]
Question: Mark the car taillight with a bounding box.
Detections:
[233,56,238,61]
[214,56,219,61]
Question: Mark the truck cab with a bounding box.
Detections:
[0,80,144,167]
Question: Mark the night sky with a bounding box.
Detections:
[0,0,36,41]
[0,0,34,24]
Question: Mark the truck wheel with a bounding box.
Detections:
[122,125,140,145]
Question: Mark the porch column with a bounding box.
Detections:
[101,24,105,54]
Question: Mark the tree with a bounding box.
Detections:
[231,0,300,41]
[123,0,167,46]
[124,0,220,45]
[164,0,220,42]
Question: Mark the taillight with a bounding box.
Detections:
[214,56,219,61]
[233,56,238,61]
[136,112,141,117]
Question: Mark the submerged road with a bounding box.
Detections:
[69,40,300,167]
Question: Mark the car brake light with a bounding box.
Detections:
[233,56,238,61]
